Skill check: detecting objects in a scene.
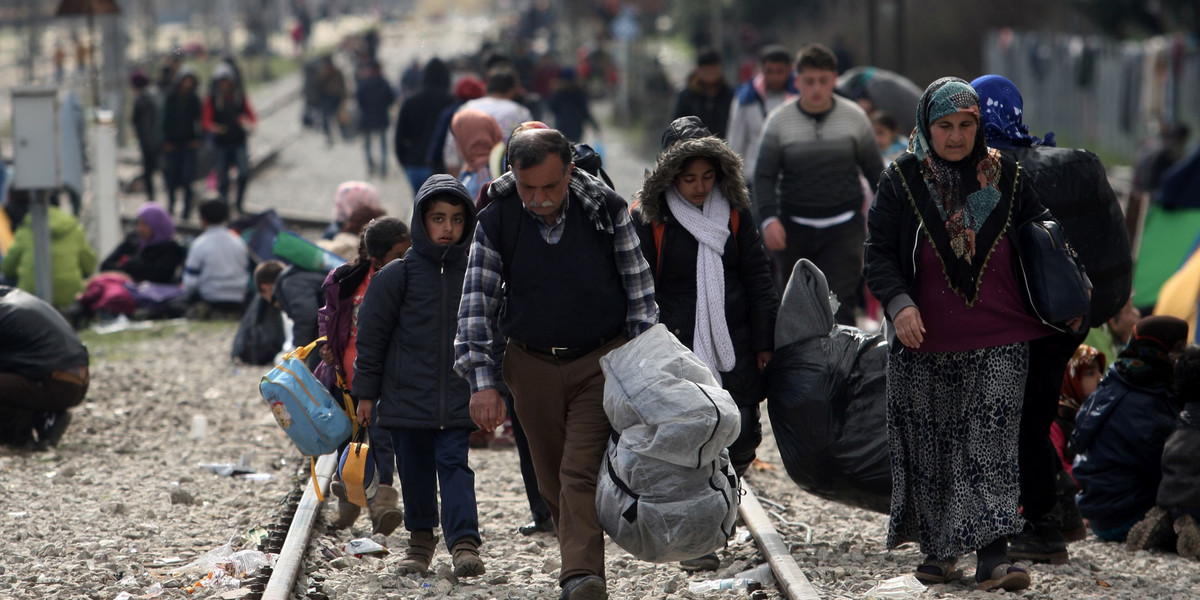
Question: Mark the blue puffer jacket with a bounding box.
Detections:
[352,175,477,429]
[1069,367,1178,529]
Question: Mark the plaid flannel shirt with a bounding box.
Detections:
[453,170,658,393]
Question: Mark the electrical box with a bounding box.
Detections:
[11,86,60,190]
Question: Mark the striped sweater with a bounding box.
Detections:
[753,96,884,222]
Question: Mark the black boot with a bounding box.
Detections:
[1052,470,1087,542]
[1008,517,1068,564]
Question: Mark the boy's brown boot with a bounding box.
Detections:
[328,480,361,529]
[396,530,438,574]
[367,485,404,536]
[451,537,485,577]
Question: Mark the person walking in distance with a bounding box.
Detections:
[203,65,257,214]
[161,69,203,220]
[754,44,883,321]
[455,128,657,600]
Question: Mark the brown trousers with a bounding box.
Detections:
[0,368,89,411]
[503,336,626,583]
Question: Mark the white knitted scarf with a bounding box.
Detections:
[665,185,736,381]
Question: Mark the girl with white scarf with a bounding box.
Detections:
[632,117,780,571]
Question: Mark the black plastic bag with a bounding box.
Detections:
[765,326,892,514]
[232,295,285,365]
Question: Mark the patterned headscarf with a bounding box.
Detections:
[1060,345,1107,415]
[332,181,381,225]
[910,77,1006,304]
[136,202,176,251]
[970,75,1056,149]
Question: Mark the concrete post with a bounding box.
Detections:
[90,110,122,262]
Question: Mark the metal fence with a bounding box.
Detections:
[983,29,1199,164]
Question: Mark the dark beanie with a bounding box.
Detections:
[1129,316,1190,353]
[660,116,712,151]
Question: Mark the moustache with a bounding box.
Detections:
[528,200,556,208]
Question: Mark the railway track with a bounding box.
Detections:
[238,463,823,600]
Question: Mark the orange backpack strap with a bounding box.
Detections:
[730,210,740,244]
[653,221,665,280]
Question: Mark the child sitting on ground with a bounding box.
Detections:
[352,175,483,578]
[183,199,250,319]
[1070,316,1189,542]
[1126,344,1200,558]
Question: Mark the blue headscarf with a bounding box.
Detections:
[970,74,1056,149]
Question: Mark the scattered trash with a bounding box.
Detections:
[92,314,154,335]
[112,593,133,600]
[686,577,764,593]
[184,569,239,594]
[343,538,388,557]
[117,574,139,587]
[234,473,272,482]
[244,527,269,547]
[199,453,258,477]
[143,583,164,597]
[864,574,927,599]
[189,415,208,440]
[733,563,775,586]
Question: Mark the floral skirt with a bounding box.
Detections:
[886,342,1028,559]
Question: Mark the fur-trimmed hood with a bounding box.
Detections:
[633,135,750,225]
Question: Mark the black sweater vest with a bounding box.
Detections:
[481,193,627,349]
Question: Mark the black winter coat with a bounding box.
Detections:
[162,88,202,144]
[1002,146,1130,324]
[273,266,327,348]
[1158,401,1200,512]
[633,134,778,406]
[99,234,186,284]
[670,75,734,139]
[394,59,455,167]
[1069,367,1178,529]
[352,175,478,429]
[865,152,1059,348]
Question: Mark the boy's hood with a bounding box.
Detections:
[410,174,478,264]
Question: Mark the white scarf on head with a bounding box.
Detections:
[665,185,736,381]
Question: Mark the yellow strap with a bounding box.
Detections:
[336,371,359,439]
[342,439,371,507]
[286,336,327,362]
[311,456,324,502]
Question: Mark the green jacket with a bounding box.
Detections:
[2,206,98,309]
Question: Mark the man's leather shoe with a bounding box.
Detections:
[559,574,606,600]
[519,518,555,536]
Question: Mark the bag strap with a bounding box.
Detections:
[605,431,640,523]
[335,370,359,439]
[311,457,324,502]
[285,335,326,361]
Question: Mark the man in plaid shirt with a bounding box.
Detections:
[454,128,656,600]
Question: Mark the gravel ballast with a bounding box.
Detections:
[1,320,1197,599]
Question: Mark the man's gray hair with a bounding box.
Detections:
[507,128,572,171]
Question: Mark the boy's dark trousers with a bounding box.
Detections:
[389,427,480,546]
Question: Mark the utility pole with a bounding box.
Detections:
[710,0,722,52]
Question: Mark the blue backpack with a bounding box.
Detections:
[260,338,354,457]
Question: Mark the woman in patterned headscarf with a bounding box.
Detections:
[865,77,1080,592]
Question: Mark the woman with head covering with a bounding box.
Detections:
[865,77,1082,592]
[99,202,186,284]
[324,181,381,239]
[1052,345,1107,480]
[450,108,503,201]
[1070,316,1189,542]
[318,203,388,262]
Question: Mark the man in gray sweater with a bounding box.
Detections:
[754,44,883,325]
